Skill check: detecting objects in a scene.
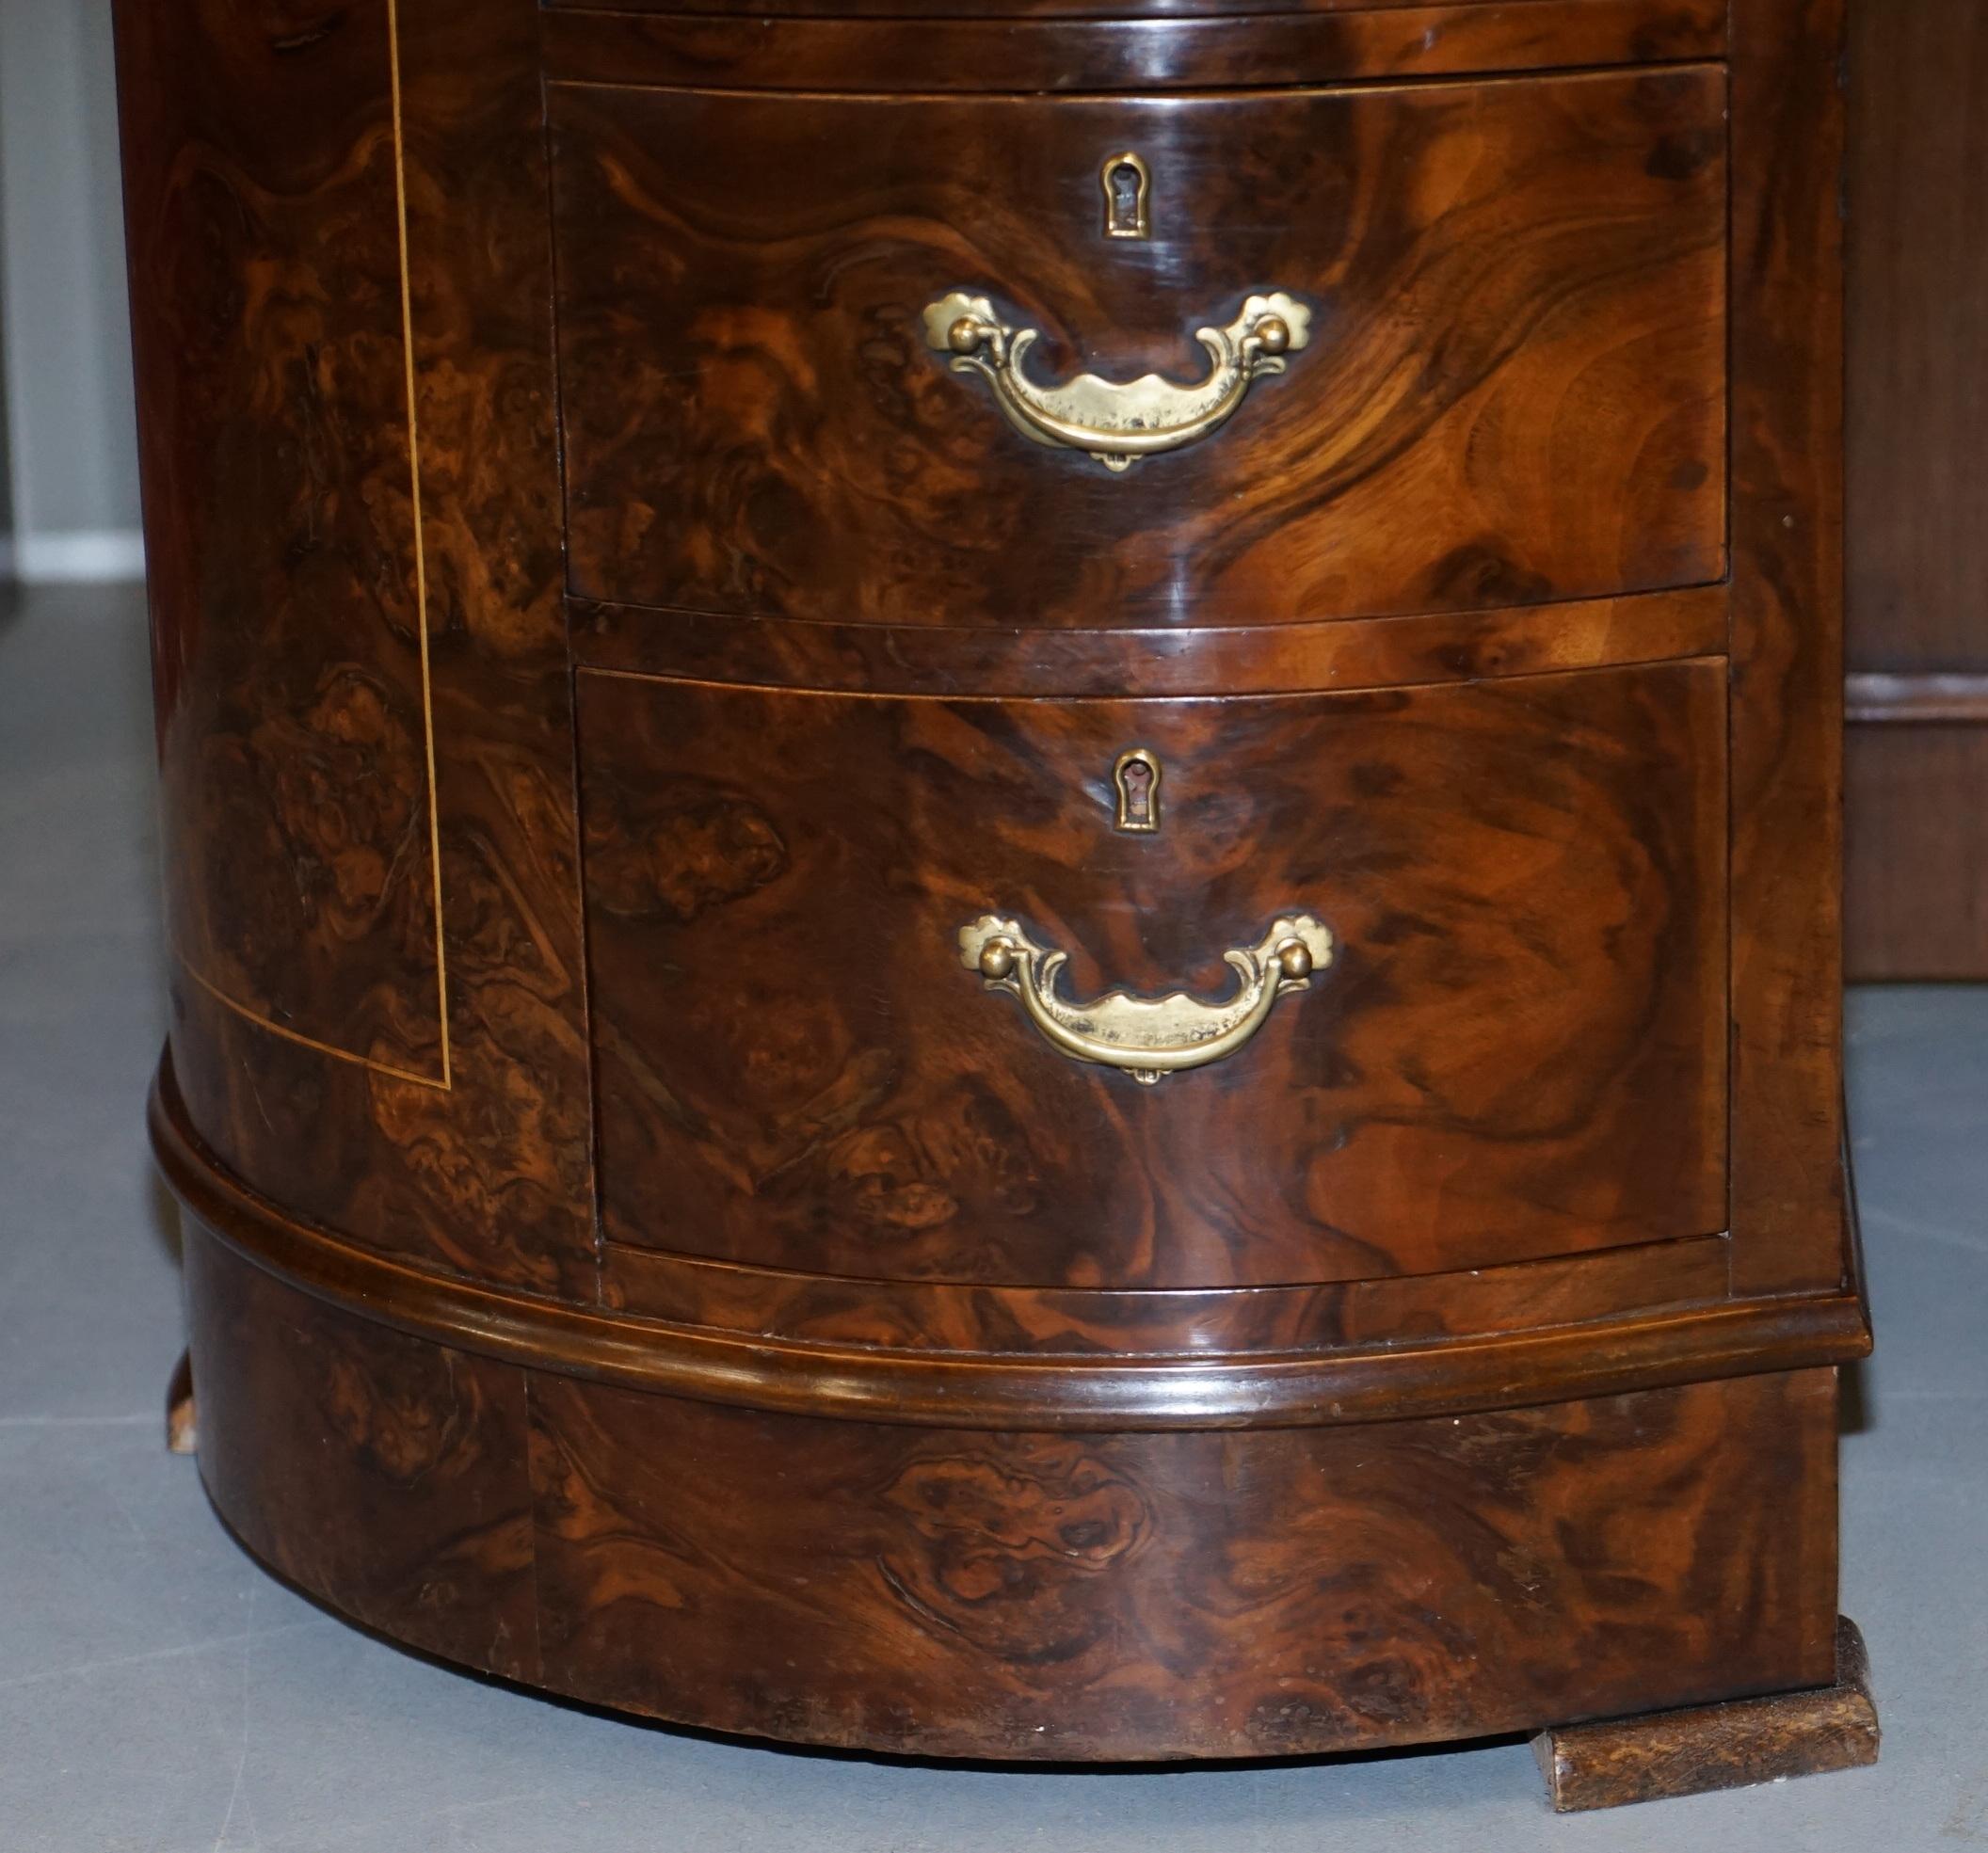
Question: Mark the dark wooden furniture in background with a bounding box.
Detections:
[116,0,1874,1810]
[1846,0,1988,977]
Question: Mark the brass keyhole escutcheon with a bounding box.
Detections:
[1101,151,1151,240]
[1114,748,1162,833]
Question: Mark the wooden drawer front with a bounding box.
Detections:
[550,70,1727,631]
[579,663,1727,1290]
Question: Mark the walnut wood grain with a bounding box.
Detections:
[186,1213,540,1685]
[602,1233,1734,1355]
[1726,0,1850,1295]
[113,0,442,1082]
[540,2,1727,93]
[551,70,1727,630]
[1533,1617,1878,1811]
[117,0,597,1294]
[181,1210,1843,1763]
[523,1364,1840,1760]
[385,0,596,1284]
[154,1061,1873,1430]
[580,662,1729,1290]
[121,0,1864,1778]
[571,583,1729,699]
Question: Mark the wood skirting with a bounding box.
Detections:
[1847,672,1988,726]
[185,1212,1849,1764]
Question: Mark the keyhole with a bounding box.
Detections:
[1114,749,1162,833]
[1121,759,1153,822]
[1100,152,1151,240]
[1109,164,1143,225]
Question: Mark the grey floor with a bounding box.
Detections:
[1,582,1982,1852]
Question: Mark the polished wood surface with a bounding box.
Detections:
[572,584,1730,698]
[118,0,596,1294]
[544,0,1705,15]
[552,70,1727,630]
[187,1217,1843,1761]
[580,663,1729,1289]
[601,1231,1740,1359]
[540,2,1727,92]
[524,1361,1837,1761]
[1725,0,1849,1296]
[118,0,1864,1783]
[155,1063,1871,1430]
[116,0,441,1082]
[1845,0,1988,979]
[1534,1618,1878,1812]
[187,1218,541,1686]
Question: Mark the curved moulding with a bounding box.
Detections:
[152,1056,1869,1435]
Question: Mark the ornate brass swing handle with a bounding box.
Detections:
[957,913,1335,1086]
[922,290,1312,473]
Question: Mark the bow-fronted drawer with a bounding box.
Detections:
[549,67,1727,631]
[577,660,1728,1292]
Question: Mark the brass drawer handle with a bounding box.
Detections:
[922,290,1312,473]
[957,913,1335,1085]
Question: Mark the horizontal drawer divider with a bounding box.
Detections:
[600,1232,1737,1356]
[568,583,1730,699]
[540,3,1727,94]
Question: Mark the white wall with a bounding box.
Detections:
[0,0,144,583]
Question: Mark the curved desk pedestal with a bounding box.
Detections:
[117,0,1872,1804]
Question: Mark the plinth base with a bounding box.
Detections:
[154,1063,1862,1771]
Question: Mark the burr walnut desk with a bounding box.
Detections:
[118,0,1876,1808]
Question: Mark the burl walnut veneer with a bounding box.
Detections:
[117,0,1876,1807]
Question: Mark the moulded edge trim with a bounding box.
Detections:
[150,1050,1870,1432]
